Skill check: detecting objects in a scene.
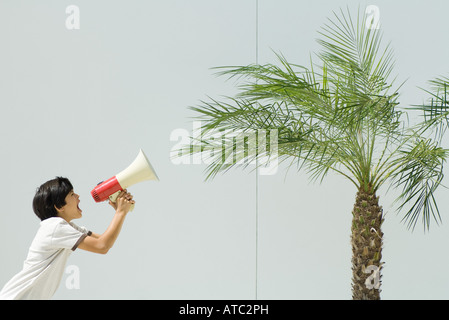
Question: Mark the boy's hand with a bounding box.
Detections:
[108,190,135,213]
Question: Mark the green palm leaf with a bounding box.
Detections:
[414,76,449,140]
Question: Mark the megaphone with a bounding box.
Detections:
[91,148,159,211]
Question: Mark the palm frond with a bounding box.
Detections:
[413,76,449,141]
[390,137,448,230]
[317,7,395,95]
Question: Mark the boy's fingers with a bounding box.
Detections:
[116,190,134,203]
[117,190,127,198]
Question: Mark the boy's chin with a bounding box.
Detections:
[72,209,82,219]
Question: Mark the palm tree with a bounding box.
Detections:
[177,8,448,299]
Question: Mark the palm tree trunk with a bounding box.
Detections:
[351,186,384,300]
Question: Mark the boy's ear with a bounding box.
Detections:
[54,204,64,214]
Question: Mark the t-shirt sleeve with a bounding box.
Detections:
[51,220,89,251]
[69,221,92,236]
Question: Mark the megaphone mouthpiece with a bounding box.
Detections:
[91,176,122,203]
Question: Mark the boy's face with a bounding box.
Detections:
[57,190,82,221]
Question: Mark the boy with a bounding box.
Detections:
[0,176,135,300]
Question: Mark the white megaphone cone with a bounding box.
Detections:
[91,149,159,211]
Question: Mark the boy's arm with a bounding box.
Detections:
[78,190,134,254]
[89,232,100,239]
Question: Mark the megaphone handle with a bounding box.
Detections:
[109,191,135,212]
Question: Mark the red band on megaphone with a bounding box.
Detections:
[91,176,122,202]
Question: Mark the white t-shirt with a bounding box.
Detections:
[0,217,90,300]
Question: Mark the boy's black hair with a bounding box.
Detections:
[32,177,73,221]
